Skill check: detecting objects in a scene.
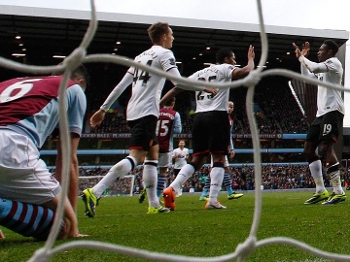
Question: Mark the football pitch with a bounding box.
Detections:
[1,191,349,262]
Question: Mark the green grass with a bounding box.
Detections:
[1,191,350,262]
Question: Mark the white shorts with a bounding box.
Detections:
[158,152,172,168]
[0,130,60,205]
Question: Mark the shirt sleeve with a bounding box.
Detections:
[172,149,176,157]
[172,112,182,134]
[224,64,236,80]
[160,50,178,72]
[66,84,87,136]
[298,55,329,74]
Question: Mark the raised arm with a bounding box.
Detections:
[90,72,133,128]
[55,133,80,213]
[173,112,182,134]
[293,42,310,59]
[293,42,320,76]
[231,45,255,80]
[160,87,184,107]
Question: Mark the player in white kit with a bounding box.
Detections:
[293,40,346,205]
[171,140,189,196]
[84,22,209,217]
[172,140,189,177]
[199,101,243,201]
[162,45,255,210]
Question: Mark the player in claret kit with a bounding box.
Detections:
[0,65,89,239]
[138,97,182,203]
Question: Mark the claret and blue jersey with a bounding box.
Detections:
[0,76,87,148]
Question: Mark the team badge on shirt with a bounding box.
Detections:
[169,58,176,66]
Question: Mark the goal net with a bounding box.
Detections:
[1,0,350,261]
[288,78,317,123]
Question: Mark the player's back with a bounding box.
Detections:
[157,107,176,153]
[126,45,177,121]
[190,64,235,113]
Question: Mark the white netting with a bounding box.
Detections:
[1,0,350,261]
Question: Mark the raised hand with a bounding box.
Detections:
[301,42,310,57]
[247,45,255,61]
[293,42,310,58]
[292,43,301,58]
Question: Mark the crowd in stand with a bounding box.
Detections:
[69,164,350,196]
[86,83,310,135]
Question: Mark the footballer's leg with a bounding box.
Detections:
[83,155,137,217]
[224,172,243,200]
[0,198,63,240]
[205,159,226,209]
[199,175,210,201]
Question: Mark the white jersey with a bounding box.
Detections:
[172,147,189,169]
[127,45,177,120]
[188,64,236,113]
[299,56,344,117]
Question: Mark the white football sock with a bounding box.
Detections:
[330,170,342,194]
[209,167,224,203]
[309,160,326,193]
[169,164,195,190]
[93,156,136,197]
[143,161,159,207]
